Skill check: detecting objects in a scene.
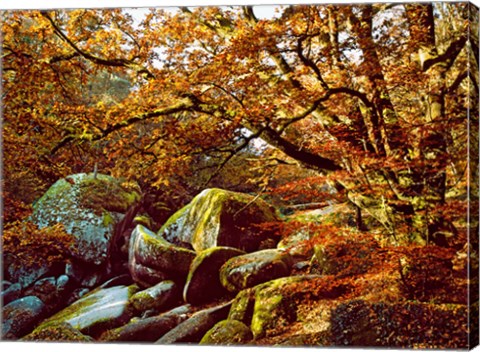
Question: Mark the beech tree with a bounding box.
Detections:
[2,3,478,246]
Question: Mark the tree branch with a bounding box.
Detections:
[423,35,468,72]
[257,125,342,172]
[203,127,267,186]
[50,98,195,155]
[296,35,329,90]
[41,11,155,79]
[279,86,376,132]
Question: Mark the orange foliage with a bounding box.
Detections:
[2,221,76,274]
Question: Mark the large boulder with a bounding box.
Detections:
[30,173,141,266]
[158,188,279,253]
[183,247,246,305]
[128,225,196,287]
[2,296,46,340]
[220,249,293,293]
[34,285,139,338]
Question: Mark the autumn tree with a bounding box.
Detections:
[2,3,478,247]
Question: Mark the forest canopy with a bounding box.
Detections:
[2,2,479,247]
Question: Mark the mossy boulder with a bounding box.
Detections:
[200,319,253,345]
[128,280,179,315]
[158,188,279,253]
[229,275,350,339]
[128,225,196,287]
[1,296,46,340]
[30,173,141,266]
[34,284,139,338]
[220,249,293,293]
[183,247,246,305]
[22,322,94,342]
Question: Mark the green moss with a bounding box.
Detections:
[200,319,253,345]
[23,322,94,342]
[229,276,318,339]
[158,203,191,233]
[33,179,72,211]
[103,212,115,227]
[159,188,279,252]
[128,280,177,313]
[134,215,152,228]
[78,176,140,214]
[251,293,283,338]
[138,225,196,274]
[228,288,256,324]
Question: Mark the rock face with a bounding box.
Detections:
[34,285,138,337]
[128,225,196,287]
[220,249,293,293]
[30,173,141,266]
[158,188,279,253]
[2,296,46,340]
[183,247,246,305]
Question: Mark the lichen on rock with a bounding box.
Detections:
[30,173,141,266]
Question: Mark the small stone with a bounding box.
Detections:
[56,275,70,291]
